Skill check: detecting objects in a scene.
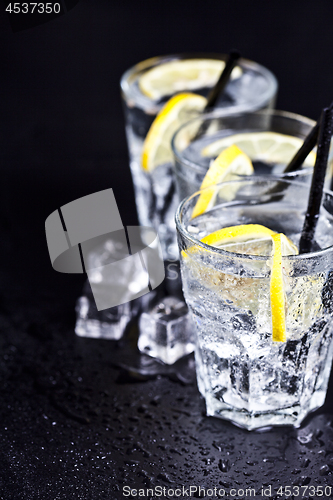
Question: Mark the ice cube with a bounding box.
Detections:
[75,233,143,339]
[138,296,195,364]
[83,230,151,310]
[75,294,132,340]
[75,280,163,340]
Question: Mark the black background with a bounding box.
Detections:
[1,1,333,499]
[2,0,333,291]
[1,0,333,299]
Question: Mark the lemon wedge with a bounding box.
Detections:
[188,224,299,341]
[142,93,206,172]
[139,59,242,100]
[201,131,316,167]
[192,145,254,218]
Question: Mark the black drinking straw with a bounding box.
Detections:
[283,120,320,174]
[204,50,241,111]
[193,50,241,141]
[299,103,333,254]
[263,118,320,200]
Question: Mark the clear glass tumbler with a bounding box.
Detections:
[121,54,278,260]
[176,176,333,430]
[172,109,318,203]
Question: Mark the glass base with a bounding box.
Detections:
[204,390,327,431]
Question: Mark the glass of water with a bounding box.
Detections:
[176,176,333,430]
[172,109,318,202]
[121,54,278,260]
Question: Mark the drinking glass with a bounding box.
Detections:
[172,109,317,203]
[176,176,333,430]
[121,54,278,260]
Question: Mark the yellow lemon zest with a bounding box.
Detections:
[192,145,254,218]
[182,224,298,341]
[142,93,206,172]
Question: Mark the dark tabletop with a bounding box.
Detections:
[1,1,333,499]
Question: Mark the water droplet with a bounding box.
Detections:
[157,472,174,483]
[319,464,330,476]
[297,432,313,444]
[150,395,161,406]
[138,469,154,486]
[218,459,230,472]
[293,476,311,486]
[246,460,258,466]
[300,458,311,468]
[137,404,148,413]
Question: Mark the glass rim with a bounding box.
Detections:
[172,109,316,175]
[175,175,333,262]
[120,52,278,111]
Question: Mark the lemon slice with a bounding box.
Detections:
[142,92,206,172]
[270,233,286,341]
[139,59,242,100]
[196,224,299,341]
[192,145,254,218]
[201,224,276,248]
[201,132,316,167]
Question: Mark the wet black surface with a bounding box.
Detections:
[1,286,333,499]
[2,1,333,498]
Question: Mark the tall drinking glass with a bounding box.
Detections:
[121,54,278,260]
[176,177,333,430]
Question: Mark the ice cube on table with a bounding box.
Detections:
[75,227,163,339]
[75,294,132,340]
[83,230,151,311]
[75,282,162,340]
[138,296,195,365]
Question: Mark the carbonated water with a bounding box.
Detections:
[180,198,333,429]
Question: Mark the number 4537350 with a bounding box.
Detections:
[6,3,61,14]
